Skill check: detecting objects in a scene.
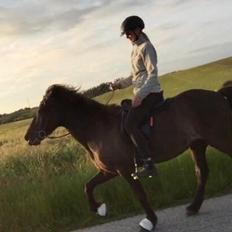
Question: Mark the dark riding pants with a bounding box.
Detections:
[125,92,164,160]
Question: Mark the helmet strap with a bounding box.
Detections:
[133,29,142,42]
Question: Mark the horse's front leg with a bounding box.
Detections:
[85,171,117,216]
[121,172,157,231]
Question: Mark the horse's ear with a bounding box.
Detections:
[39,85,61,108]
[222,81,232,88]
[48,85,61,98]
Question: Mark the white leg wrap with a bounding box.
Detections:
[139,218,154,231]
[97,203,107,216]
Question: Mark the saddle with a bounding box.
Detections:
[121,98,169,139]
[121,98,170,167]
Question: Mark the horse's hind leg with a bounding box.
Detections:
[187,140,209,216]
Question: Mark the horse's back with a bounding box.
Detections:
[150,89,232,162]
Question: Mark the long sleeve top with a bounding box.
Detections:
[117,33,161,100]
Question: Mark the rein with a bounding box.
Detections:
[105,82,115,105]
[105,89,115,105]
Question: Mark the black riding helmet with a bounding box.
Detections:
[120,15,145,36]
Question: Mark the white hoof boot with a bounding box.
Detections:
[97,203,107,216]
[139,218,154,231]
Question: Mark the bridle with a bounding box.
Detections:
[36,129,70,140]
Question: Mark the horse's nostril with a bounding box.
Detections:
[24,135,28,141]
[38,130,46,139]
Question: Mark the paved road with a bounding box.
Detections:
[72,194,232,232]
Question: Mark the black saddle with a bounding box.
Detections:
[121,98,170,139]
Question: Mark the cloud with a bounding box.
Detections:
[0,0,155,36]
[0,0,110,36]
[1,0,232,113]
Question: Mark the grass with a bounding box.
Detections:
[0,57,232,232]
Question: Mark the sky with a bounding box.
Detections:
[0,0,232,114]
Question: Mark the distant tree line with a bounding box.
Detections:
[0,82,112,125]
[0,107,38,125]
[82,82,110,98]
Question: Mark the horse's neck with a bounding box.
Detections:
[62,99,108,144]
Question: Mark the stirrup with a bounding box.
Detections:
[131,158,155,180]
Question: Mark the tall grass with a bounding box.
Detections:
[0,129,231,232]
[0,58,232,232]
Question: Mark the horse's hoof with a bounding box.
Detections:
[97,203,107,216]
[140,228,153,232]
[139,218,155,231]
[186,205,198,216]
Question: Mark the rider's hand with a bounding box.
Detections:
[110,80,121,90]
[132,95,142,107]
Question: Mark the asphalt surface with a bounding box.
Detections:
[72,194,232,232]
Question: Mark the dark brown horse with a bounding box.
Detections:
[25,82,232,231]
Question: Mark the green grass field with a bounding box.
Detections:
[0,57,232,232]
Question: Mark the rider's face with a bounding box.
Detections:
[126,31,137,42]
[126,28,141,42]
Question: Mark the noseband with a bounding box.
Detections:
[37,130,70,140]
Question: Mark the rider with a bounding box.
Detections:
[112,16,164,178]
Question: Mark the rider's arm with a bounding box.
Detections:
[113,75,132,89]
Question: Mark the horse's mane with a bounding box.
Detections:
[41,84,121,115]
[218,81,232,109]
[221,81,232,88]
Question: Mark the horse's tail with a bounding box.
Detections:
[218,81,232,109]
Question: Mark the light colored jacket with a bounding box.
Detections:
[117,33,161,100]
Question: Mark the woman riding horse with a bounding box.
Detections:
[25,81,232,231]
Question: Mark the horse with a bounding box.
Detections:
[25,82,232,231]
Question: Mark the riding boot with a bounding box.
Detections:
[131,157,157,179]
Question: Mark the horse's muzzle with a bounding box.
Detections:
[28,138,41,146]
[25,130,46,146]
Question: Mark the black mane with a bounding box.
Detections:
[41,84,121,115]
